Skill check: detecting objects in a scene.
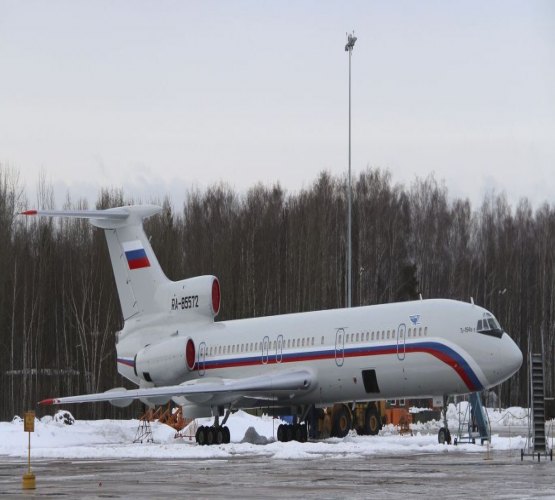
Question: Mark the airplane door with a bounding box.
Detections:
[262,336,270,364]
[396,324,406,361]
[198,341,207,376]
[335,328,345,367]
[276,334,283,363]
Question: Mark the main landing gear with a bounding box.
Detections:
[195,425,230,445]
[277,423,308,443]
[195,409,231,446]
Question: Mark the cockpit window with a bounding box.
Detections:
[477,313,504,339]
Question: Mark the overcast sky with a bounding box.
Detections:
[1,1,554,209]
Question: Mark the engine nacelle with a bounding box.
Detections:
[156,275,220,321]
[134,336,196,385]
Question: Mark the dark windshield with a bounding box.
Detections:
[477,314,503,339]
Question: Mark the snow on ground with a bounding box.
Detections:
[0,406,550,461]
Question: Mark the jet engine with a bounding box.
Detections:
[134,336,196,386]
[157,275,221,321]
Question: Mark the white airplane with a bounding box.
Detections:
[24,205,522,444]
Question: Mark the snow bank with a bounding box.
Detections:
[0,407,545,461]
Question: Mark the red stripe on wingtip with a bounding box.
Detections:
[38,398,58,406]
[21,210,38,216]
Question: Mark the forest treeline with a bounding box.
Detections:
[0,166,553,420]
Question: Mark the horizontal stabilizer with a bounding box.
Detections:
[21,205,162,230]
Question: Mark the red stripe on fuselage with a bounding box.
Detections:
[199,344,479,391]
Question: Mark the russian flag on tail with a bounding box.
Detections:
[122,240,150,270]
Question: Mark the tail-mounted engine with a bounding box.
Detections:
[134,336,196,385]
[156,275,220,322]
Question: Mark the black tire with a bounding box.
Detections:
[438,427,451,444]
[196,425,206,446]
[277,424,285,442]
[300,425,308,443]
[223,426,231,444]
[215,427,224,445]
[285,425,293,442]
[364,406,381,436]
[332,405,352,438]
[293,424,303,442]
[206,426,215,445]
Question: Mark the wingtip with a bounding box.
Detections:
[38,398,58,406]
[21,209,38,216]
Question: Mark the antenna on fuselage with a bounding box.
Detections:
[470,297,474,305]
[419,293,423,301]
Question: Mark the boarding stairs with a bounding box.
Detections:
[521,352,552,461]
[454,392,491,445]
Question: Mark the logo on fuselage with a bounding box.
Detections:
[409,314,421,326]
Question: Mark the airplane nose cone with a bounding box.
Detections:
[504,333,523,378]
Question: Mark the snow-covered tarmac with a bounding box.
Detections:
[0,405,553,498]
[0,405,540,460]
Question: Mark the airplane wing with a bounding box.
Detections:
[38,369,313,406]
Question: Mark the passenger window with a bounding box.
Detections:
[301,338,305,347]
[232,345,235,354]
[321,336,325,345]
[419,328,422,336]
[312,337,315,346]
[424,327,428,336]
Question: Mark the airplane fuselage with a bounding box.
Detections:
[116,298,522,414]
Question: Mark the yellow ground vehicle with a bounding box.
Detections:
[310,400,411,438]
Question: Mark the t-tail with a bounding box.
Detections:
[21,205,220,323]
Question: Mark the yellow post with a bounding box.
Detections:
[22,411,36,490]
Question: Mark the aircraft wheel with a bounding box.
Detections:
[206,426,215,445]
[215,427,224,445]
[332,405,352,438]
[277,424,285,442]
[196,425,206,446]
[300,425,308,443]
[364,406,381,436]
[438,427,451,445]
[285,425,293,442]
[223,426,231,444]
[293,424,303,442]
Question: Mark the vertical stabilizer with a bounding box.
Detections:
[21,205,169,320]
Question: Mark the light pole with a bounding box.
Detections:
[345,31,357,308]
